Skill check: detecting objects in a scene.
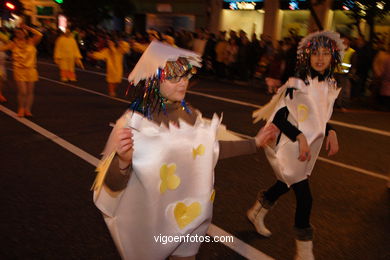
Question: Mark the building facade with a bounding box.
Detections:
[20,0,61,28]
[132,0,389,45]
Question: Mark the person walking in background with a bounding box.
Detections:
[353,35,374,99]
[237,35,251,81]
[224,38,239,80]
[214,31,228,78]
[264,41,285,94]
[88,37,130,97]
[0,32,9,102]
[54,28,83,82]
[334,35,355,111]
[372,42,390,111]
[249,33,261,80]
[248,31,344,260]
[0,24,42,117]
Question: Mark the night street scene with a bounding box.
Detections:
[0,0,389,259]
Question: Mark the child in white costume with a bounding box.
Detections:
[248,31,344,260]
[92,41,277,260]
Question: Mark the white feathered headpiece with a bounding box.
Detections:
[128,41,201,85]
[295,30,344,81]
[297,30,345,60]
[127,41,202,118]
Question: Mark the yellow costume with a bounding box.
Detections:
[90,41,129,83]
[12,40,38,82]
[54,35,82,81]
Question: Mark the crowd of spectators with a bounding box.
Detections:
[0,25,389,111]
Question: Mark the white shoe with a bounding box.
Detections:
[295,240,315,260]
[247,200,272,237]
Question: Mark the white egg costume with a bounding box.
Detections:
[254,77,340,187]
[95,112,220,259]
[253,31,344,187]
[92,41,222,259]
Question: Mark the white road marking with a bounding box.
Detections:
[317,157,388,181]
[36,60,390,137]
[39,75,131,103]
[234,132,389,181]
[328,120,390,137]
[208,224,273,260]
[0,104,274,260]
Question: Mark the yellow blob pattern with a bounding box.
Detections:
[192,144,205,159]
[174,202,202,229]
[160,164,180,194]
[297,104,309,122]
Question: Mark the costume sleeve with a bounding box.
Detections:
[104,155,132,192]
[90,48,108,60]
[325,123,335,136]
[72,38,82,59]
[118,41,130,54]
[272,106,302,142]
[53,38,62,59]
[132,42,147,53]
[218,138,257,160]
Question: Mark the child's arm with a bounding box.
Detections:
[116,127,134,170]
[218,139,257,160]
[272,106,301,141]
[218,124,278,160]
[0,41,14,52]
[22,25,43,46]
[325,124,339,156]
[118,41,130,54]
[104,127,134,191]
[273,106,311,161]
[296,133,311,161]
[88,49,107,61]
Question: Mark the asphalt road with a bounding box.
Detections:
[1,60,389,260]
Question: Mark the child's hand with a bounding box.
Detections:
[326,130,339,156]
[255,123,279,148]
[116,128,134,170]
[297,133,311,161]
[76,58,84,69]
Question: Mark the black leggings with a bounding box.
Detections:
[263,179,312,229]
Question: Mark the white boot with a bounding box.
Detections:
[295,240,315,260]
[247,200,272,237]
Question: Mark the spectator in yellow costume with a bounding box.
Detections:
[88,37,129,97]
[54,28,83,82]
[0,24,42,117]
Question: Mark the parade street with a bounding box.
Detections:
[1,60,389,260]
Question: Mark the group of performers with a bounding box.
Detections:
[92,30,344,260]
[0,25,129,118]
[54,28,129,97]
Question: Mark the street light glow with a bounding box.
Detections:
[376,2,384,10]
[5,2,15,10]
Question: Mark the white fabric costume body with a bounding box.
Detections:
[261,77,340,186]
[94,111,221,259]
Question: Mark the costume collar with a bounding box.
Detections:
[310,68,329,82]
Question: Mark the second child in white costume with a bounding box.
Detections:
[92,41,277,260]
[248,31,344,260]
